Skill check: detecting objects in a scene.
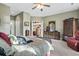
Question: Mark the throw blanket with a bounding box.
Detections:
[26,37,54,56]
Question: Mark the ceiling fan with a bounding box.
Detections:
[32,3,50,11]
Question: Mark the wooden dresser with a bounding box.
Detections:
[44,31,60,40]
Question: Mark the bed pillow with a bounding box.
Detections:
[0,32,12,46]
[8,34,19,45]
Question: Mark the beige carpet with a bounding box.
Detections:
[50,39,79,56]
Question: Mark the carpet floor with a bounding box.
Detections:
[50,39,79,56]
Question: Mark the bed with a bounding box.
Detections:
[0,33,54,56]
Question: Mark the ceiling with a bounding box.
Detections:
[4,3,79,17]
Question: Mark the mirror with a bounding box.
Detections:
[49,21,55,32]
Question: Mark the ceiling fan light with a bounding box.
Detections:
[32,3,50,11]
[37,5,44,9]
[37,4,41,8]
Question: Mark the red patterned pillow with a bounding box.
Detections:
[0,32,12,46]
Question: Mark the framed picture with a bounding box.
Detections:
[24,22,29,26]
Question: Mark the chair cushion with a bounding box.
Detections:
[67,37,79,51]
[75,31,79,40]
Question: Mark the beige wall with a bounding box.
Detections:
[43,10,79,39]
[0,4,10,34]
[4,3,78,38]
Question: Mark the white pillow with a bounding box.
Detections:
[8,34,19,45]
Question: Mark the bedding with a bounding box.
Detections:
[17,36,33,44]
[15,36,54,56]
[0,47,6,56]
[12,45,36,56]
[14,50,36,56]
[9,35,37,56]
[0,32,11,46]
[26,37,54,56]
[9,35,54,56]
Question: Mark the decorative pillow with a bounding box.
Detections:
[27,40,33,44]
[0,32,12,46]
[16,36,27,44]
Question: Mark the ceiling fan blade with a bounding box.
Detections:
[32,6,37,9]
[43,5,50,7]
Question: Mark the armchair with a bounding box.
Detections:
[67,31,79,51]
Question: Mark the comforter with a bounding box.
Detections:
[26,37,54,56]
[9,35,54,56]
[12,45,36,56]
